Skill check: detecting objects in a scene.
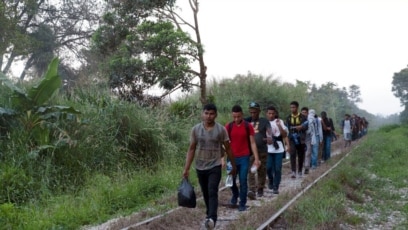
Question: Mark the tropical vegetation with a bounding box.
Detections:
[0,0,404,229]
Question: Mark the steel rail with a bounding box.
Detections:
[120,160,291,229]
[256,146,358,230]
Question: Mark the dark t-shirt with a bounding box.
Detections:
[245,116,271,153]
[286,113,308,143]
[322,117,335,137]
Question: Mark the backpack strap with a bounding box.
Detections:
[227,121,252,155]
[227,121,233,140]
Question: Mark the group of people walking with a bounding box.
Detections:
[341,113,368,148]
[182,101,346,229]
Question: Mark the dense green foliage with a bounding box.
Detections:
[91,0,198,102]
[0,61,401,228]
[392,66,408,123]
[199,74,385,130]
[0,0,100,80]
[0,1,404,227]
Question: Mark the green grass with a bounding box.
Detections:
[283,125,408,229]
[0,159,194,230]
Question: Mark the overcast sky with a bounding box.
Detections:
[176,0,408,116]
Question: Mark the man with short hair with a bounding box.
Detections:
[245,102,271,199]
[321,111,335,161]
[226,105,260,211]
[183,104,237,229]
[301,107,311,174]
[266,106,287,194]
[286,101,307,178]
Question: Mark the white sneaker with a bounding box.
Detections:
[205,218,214,230]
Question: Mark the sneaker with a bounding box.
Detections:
[291,172,296,179]
[257,188,264,197]
[247,191,256,200]
[268,183,273,190]
[230,196,238,206]
[238,205,247,211]
[205,218,214,230]
[304,168,309,174]
[273,189,279,194]
[298,172,303,177]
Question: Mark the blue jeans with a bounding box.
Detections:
[311,142,319,168]
[266,152,283,190]
[230,155,250,208]
[323,135,332,161]
[196,165,222,222]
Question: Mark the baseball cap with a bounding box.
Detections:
[249,102,260,109]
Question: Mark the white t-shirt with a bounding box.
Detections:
[267,119,287,153]
[343,120,351,134]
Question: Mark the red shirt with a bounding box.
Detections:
[225,121,255,157]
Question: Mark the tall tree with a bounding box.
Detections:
[0,0,102,80]
[391,66,408,123]
[348,84,362,104]
[392,67,408,106]
[155,0,208,104]
[91,0,201,103]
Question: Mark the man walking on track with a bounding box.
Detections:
[266,106,288,194]
[183,104,237,230]
[226,105,260,211]
[245,102,271,199]
[286,101,308,178]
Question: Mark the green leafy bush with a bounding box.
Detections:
[0,165,35,204]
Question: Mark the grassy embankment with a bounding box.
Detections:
[0,85,200,229]
[281,124,408,229]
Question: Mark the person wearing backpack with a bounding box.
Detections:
[244,102,271,199]
[183,103,237,229]
[285,101,308,178]
[225,105,260,211]
[320,111,335,161]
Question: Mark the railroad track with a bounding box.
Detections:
[256,145,358,230]
[86,139,358,230]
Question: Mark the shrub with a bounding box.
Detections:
[0,165,35,204]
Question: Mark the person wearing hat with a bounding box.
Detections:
[245,102,271,199]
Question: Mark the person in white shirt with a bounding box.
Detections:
[341,114,352,148]
[307,109,323,169]
[265,106,288,194]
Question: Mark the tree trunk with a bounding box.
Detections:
[1,52,16,74]
[191,0,207,105]
[19,56,34,81]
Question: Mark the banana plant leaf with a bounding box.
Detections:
[0,72,26,95]
[0,107,16,116]
[36,105,81,114]
[27,57,61,106]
